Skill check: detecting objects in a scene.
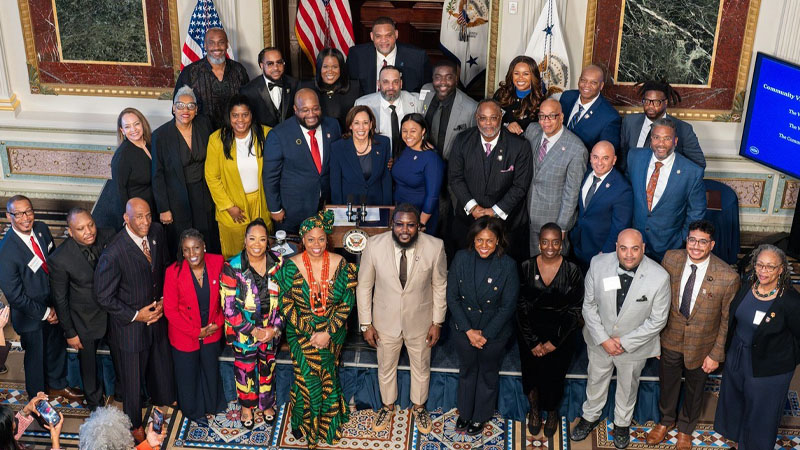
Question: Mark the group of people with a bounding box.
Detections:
[0,14,798,450]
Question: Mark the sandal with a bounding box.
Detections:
[264,411,276,425]
[241,413,255,430]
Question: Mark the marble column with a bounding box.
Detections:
[775,0,800,64]
[0,19,20,114]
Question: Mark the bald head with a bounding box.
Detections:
[294,88,321,129]
[204,28,228,65]
[124,198,152,238]
[616,228,645,270]
[590,140,617,176]
[578,64,605,103]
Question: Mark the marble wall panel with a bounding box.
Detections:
[1,141,112,181]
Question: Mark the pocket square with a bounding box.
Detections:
[635,295,648,302]
[454,124,466,131]
[500,165,515,173]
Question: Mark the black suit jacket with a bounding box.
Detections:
[240,74,299,128]
[347,42,432,96]
[448,127,533,229]
[151,115,215,223]
[725,285,800,377]
[618,112,706,173]
[49,228,114,340]
[0,222,55,333]
[94,224,168,352]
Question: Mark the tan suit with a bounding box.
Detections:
[357,231,447,405]
[657,249,740,434]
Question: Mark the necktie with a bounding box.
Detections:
[378,59,388,90]
[267,81,283,90]
[537,138,549,163]
[399,249,407,288]
[82,245,98,269]
[646,161,664,211]
[616,266,635,278]
[644,124,653,148]
[30,236,48,274]
[484,143,492,157]
[679,264,697,318]
[141,239,152,264]
[567,104,584,130]
[584,175,601,206]
[389,105,401,159]
[431,104,446,151]
[308,129,322,173]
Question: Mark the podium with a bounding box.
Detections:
[326,205,394,251]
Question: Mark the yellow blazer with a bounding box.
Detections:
[205,126,273,230]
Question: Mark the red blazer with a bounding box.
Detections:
[163,253,224,351]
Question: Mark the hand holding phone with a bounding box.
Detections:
[150,407,164,434]
[35,399,61,426]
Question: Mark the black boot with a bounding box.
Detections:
[543,410,559,436]
[527,389,542,435]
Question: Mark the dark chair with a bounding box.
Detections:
[703,179,740,264]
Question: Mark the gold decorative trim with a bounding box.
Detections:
[0,94,20,112]
[261,0,273,48]
[6,146,113,180]
[486,0,500,95]
[782,180,799,209]
[707,177,766,208]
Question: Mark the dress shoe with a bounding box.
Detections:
[131,426,146,444]
[466,421,484,436]
[455,416,469,432]
[291,427,304,440]
[543,411,559,437]
[646,423,675,445]
[527,410,542,435]
[570,417,601,441]
[48,387,84,402]
[0,365,8,375]
[194,417,209,428]
[676,431,693,450]
[613,425,630,449]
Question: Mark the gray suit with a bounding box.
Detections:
[524,124,587,256]
[581,251,671,426]
[355,90,423,150]
[619,112,706,173]
[419,84,477,160]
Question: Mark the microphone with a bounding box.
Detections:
[359,194,368,222]
[346,194,355,222]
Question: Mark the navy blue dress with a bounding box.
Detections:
[391,147,444,233]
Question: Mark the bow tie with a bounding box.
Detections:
[617,266,636,277]
[267,81,283,91]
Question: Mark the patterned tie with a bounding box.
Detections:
[646,161,664,211]
[537,138,549,163]
[308,129,322,173]
[141,239,152,264]
[399,249,407,288]
[484,143,492,157]
[567,104,584,130]
[584,175,601,207]
[679,264,697,318]
[30,236,48,273]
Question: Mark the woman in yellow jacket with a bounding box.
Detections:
[205,95,273,258]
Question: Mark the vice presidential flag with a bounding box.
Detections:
[524,0,570,95]
[440,0,490,87]
[181,0,234,69]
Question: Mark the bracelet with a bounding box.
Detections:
[432,322,442,328]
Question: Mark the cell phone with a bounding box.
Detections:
[35,400,60,426]
[151,407,164,433]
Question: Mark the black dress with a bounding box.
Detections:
[493,91,538,132]
[516,256,584,410]
[315,80,361,130]
[111,139,156,216]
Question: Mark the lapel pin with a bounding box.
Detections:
[766,317,771,323]
[38,232,42,237]
[677,170,681,174]
[413,155,418,160]
[707,276,713,282]
[534,275,540,280]
[771,312,776,317]
[488,277,493,283]
[605,183,611,188]
[498,155,503,161]
[702,288,707,294]
[561,146,565,151]
[152,240,156,245]
[376,151,380,155]
[295,139,302,145]
[326,133,331,139]
[493,286,498,291]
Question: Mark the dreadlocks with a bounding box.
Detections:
[749,244,791,297]
[635,79,681,106]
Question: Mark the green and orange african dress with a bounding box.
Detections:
[276,258,357,449]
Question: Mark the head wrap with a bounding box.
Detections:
[298,210,334,236]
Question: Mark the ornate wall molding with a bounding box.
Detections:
[1,141,111,181]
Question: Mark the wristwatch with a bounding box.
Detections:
[360,323,371,333]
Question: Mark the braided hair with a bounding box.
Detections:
[749,244,791,297]
[635,79,681,106]
[175,228,205,274]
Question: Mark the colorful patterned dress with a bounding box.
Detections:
[220,250,283,410]
[276,258,357,449]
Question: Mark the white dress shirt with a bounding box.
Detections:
[679,255,710,314]
[125,224,151,323]
[645,151,675,208]
[378,95,405,149]
[299,123,325,164]
[464,134,508,219]
[537,126,565,158]
[264,75,282,109]
[581,170,611,205]
[12,227,50,320]
[567,94,599,125]
[394,241,416,277]
[235,134,260,194]
[375,46,398,86]
[636,112,666,148]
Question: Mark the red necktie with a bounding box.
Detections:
[308,129,322,174]
[30,236,48,274]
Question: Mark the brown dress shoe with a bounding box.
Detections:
[646,423,674,445]
[48,387,85,403]
[131,426,146,444]
[676,431,693,450]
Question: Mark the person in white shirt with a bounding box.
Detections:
[240,47,299,128]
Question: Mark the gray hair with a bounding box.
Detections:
[651,117,676,132]
[174,85,197,104]
[750,243,790,296]
[79,407,135,450]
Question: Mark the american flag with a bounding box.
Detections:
[181,0,234,70]
[295,0,355,69]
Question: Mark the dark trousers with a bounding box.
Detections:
[19,323,67,398]
[172,341,226,421]
[657,347,708,434]
[113,337,176,428]
[518,333,576,411]
[78,336,105,408]
[453,330,507,423]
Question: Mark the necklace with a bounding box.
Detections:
[303,250,331,315]
[193,266,205,284]
[753,281,778,299]
[355,141,371,156]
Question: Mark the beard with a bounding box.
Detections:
[392,229,419,248]
[207,54,226,65]
[381,90,400,102]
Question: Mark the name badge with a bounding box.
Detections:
[753,310,766,325]
[419,90,429,102]
[28,256,43,273]
[603,276,622,291]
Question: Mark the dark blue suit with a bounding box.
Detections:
[559,90,621,151]
[627,148,706,261]
[329,135,392,205]
[94,223,175,428]
[347,42,432,96]
[0,221,67,397]
[263,116,342,233]
[569,168,633,267]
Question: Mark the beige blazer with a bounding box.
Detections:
[357,231,447,339]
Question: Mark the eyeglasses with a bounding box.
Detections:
[642,98,666,106]
[174,102,197,111]
[539,113,561,121]
[687,237,711,246]
[393,222,418,229]
[754,262,781,273]
[7,209,33,219]
[263,59,286,67]
[651,134,675,143]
